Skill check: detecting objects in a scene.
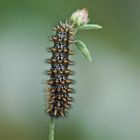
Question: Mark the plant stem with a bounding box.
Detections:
[48,117,55,140]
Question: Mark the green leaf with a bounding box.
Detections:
[75,40,92,61]
[78,24,102,31]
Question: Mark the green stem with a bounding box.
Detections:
[48,117,55,140]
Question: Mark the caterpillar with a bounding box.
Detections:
[46,21,75,118]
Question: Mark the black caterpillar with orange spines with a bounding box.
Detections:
[46,21,75,118]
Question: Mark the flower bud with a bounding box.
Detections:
[70,8,89,26]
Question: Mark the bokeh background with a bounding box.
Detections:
[0,0,140,140]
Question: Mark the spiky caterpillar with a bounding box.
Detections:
[47,21,75,118]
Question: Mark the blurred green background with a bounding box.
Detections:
[0,0,140,140]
